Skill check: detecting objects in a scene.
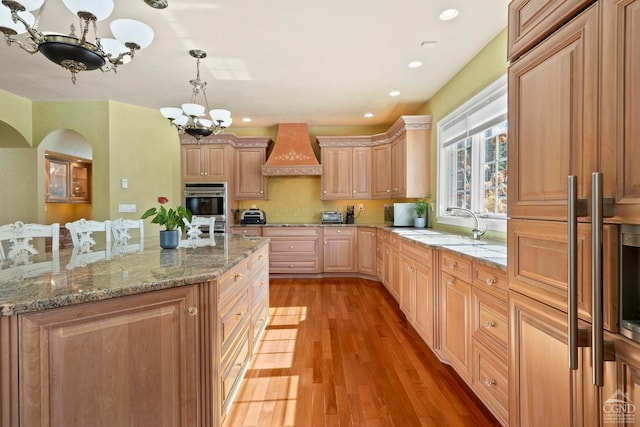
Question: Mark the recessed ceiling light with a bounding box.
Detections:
[242,117,252,122]
[389,90,401,97]
[421,40,438,48]
[408,61,423,68]
[439,8,459,21]
[364,113,374,118]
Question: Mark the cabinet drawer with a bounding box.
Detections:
[473,263,507,301]
[221,336,250,410]
[270,239,319,257]
[252,271,268,300]
[441,251,472,282]
[472,288,508,360]
[401,239,432,266]
[269,260,322,274]
[251,244,268,272]
[472,339,508,425]
[263,227,319,238]
[220,288,250,354]
[231,226,262,237]
[323,226,355,237]
[218,260,251,302]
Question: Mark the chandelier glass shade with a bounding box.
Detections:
[160,49,232,141]
[0,0,154,83]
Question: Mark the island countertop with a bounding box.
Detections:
[0,234,269,317]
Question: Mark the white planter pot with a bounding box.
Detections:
[414,217,426,228]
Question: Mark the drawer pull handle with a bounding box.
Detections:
[484,378,496,387]
[187,307,198,316]
[448,261,457,269]
[236,310,247,316]
[259,281,265,287]
[234,273,243,281]
[484,320,496,329]
[447,279,454,286]
[485,277,496,286]
[258,254,263,259]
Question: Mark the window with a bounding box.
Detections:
[437,75,507,232]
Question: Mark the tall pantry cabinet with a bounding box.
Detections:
[507,0,640,425]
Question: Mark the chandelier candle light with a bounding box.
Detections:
[160,49,232,141]
[0,0,154,84]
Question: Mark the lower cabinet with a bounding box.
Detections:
[441,270,473,382]
[356,227,377,276]
[19,286,199,427]
[263,227,322,274]
[323,227,355,272]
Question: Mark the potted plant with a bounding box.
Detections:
[141,196,192,249]
[414,199,428,228]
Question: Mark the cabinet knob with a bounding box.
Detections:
[446,279,454,286]
[485,277,496,286]
[337,229,341,233]
[260,190,264,194]
[484,378,496,387]
[353,190,356,194]
[447,261,457,269]
[483,320,497,329]
[234,273,243,281]
[289,245,294,249]
[289,264,294,268]
[387,189,391,193]
[187,307,198,316]
[323,190,327,194]
[258,254,263,259]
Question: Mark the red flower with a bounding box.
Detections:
[158,196,169,204]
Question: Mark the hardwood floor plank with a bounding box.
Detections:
[224,278,500,427]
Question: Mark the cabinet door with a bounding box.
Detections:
[372,144,392,198]
[19,286,198,427]
[203,145,229,181]
[352,147,372,198]
[509,291,594,427]
[391,135,406,197]
[321,147,352,199]
[399,256,416,322]
[507,0,594,60]
[356,227,376,276]
[234,148,266,199]
[602,0,640,222]
[414,261,434,348]
[441,271,472,381]
[70,162,91,202]
[45,158,69,202]
[182,145,205,182]
[600,333,640,426]
[508,4,599,220]
[323,228,355,272]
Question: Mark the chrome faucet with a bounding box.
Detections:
[446,207,487,240]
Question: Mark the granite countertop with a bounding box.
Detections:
[0,234,269,317]
[386,227,507,270]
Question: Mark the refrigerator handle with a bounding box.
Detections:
[568,175,579,370]
[592,172,604,387]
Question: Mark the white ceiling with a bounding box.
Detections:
[0,0,509,129]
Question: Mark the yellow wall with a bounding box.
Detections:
[0,88,32,144]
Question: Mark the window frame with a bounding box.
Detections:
[436,75,507,233]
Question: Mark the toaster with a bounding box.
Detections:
[321,211,343,224]
[240,209,266,225]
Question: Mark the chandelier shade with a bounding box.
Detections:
[160,49,233,141]
[0,0,154,83]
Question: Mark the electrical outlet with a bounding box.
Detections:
[358,204,364,211]
[118,204,136,213]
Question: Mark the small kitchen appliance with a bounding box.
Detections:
[346,205,355,224]
[240,208,266,225]
[321,211,343,224]
[392,202,415,227]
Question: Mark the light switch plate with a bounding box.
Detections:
[118,204,136,213]
[121,178,128,189]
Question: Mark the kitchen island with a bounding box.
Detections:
[0,234,270,427]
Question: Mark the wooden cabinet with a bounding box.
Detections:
[234,147,267,200]
[507,0,595,61]
[601,0,640,222]
[263,227,322,274]
[509,291,596,427]
[230,225,262,237]
[182,143,229,182]
[18,286,199,427]
[372,144,392,198]
[320,146,371,200]
[508,3,599,221]
[601,333,640,426]
[388,232,401,300]
[441,265,473,382]
[391,135,406,197]
[45,154,91,203]
[389,118,431,198]
[323,227,355,272]
[356,227,376,276]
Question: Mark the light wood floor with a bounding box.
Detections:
[224,277,501,427]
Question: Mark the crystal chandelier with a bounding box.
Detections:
[0,0,154,84]
[160,49,232,141]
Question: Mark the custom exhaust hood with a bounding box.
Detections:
[261,123,323,176]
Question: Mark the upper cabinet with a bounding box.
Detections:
[318,115,432,200]
[233,138,270,200]
[181,143,230,182]
[507,0,595,61]
[45,152,91,203]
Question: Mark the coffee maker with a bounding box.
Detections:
[346,205,355,224]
